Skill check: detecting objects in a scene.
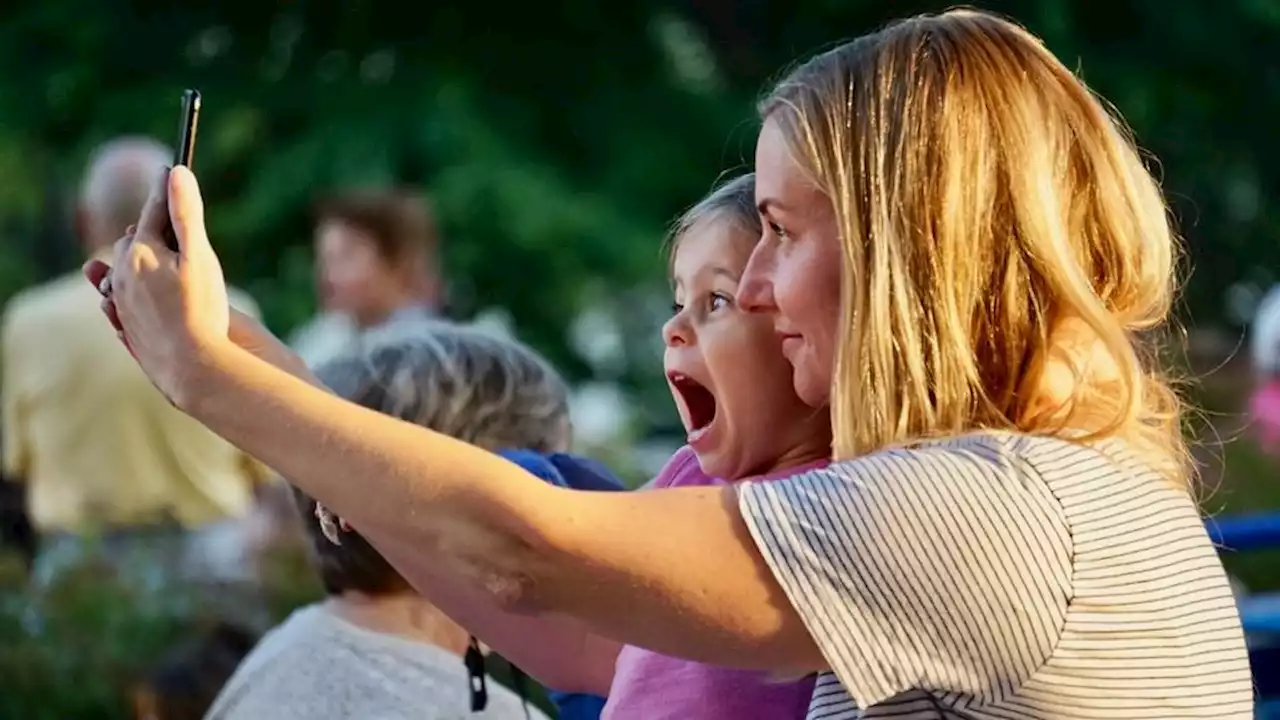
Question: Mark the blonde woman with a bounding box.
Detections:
[92,9,1252,718]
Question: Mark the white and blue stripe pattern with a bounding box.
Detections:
[740,432,1254,719]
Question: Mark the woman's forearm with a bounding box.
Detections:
[180,340,820,672]
[229,309,323,388]
[182,341,563,609]
[376,536,619,694]
[223,328,620,692]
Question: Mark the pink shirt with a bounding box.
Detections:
[602,446,828,720]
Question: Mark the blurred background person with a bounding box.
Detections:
[289,188,443,368]
[0,137,271,591]
[208,322,561,720]
[1251,284,1280,452]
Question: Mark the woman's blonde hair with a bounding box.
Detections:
[762,10,1188,484]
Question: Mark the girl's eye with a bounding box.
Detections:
[709,292,732,312]
[670,302,684,316]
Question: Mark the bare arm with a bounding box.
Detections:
[232,313,620,692]
[375,538,620,694]
[181,340,820,672]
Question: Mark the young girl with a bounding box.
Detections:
[600,172,831,718]
[317,173,832,718]
[493,173,831,719]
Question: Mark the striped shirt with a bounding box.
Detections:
[739,432,1253,718]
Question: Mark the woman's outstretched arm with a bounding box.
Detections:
[227,310,621,693]
[375,540,621,694]
[182,340,821,673]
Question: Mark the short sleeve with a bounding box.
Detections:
[738,438,1072,709]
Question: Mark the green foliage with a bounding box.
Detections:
[0,0,1273,434]
[0,545,321,720]
[0,543,555,719]
[0,0,1274,427]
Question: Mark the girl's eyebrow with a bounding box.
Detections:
[673,264,743,290]
[691,264,741,283]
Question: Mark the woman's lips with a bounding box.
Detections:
[780,333,803,357]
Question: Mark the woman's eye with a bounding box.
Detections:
[768,221,789,240]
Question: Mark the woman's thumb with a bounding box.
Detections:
[168,165,209,254]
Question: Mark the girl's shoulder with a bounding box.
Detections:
[649,445,714,489]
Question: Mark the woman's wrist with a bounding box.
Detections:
[171,335,243,419]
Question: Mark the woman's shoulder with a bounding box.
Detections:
[759,430,1167,524]
[808,431,1136,483]
[778,432,1191,543]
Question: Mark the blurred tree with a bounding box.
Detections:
[0,0,1272,424]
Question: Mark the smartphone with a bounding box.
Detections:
[174,89,201,168]
[166,89,201,250]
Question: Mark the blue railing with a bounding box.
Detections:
[1207,513,1280,635]
[1209,512,1280,714]
[1207,513,1280,554]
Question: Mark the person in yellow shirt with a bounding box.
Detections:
[1,136,270,589]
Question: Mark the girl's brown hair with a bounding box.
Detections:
[665,172,761,273]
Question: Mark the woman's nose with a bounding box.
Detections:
[737,244,777,314]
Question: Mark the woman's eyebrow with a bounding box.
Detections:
[757,198,789,215]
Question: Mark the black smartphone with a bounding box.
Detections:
[166,89,201,250]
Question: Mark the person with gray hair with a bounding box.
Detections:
[2,137,268,589]
[78,137,173,250]
[207,320,560,720]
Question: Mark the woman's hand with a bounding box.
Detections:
[82,166,231,408]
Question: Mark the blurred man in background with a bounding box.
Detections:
[1254,284,1280,382]
[1,136,271,589]
[289,188,442,367]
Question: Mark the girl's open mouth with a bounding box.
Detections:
[668,372,718,442]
